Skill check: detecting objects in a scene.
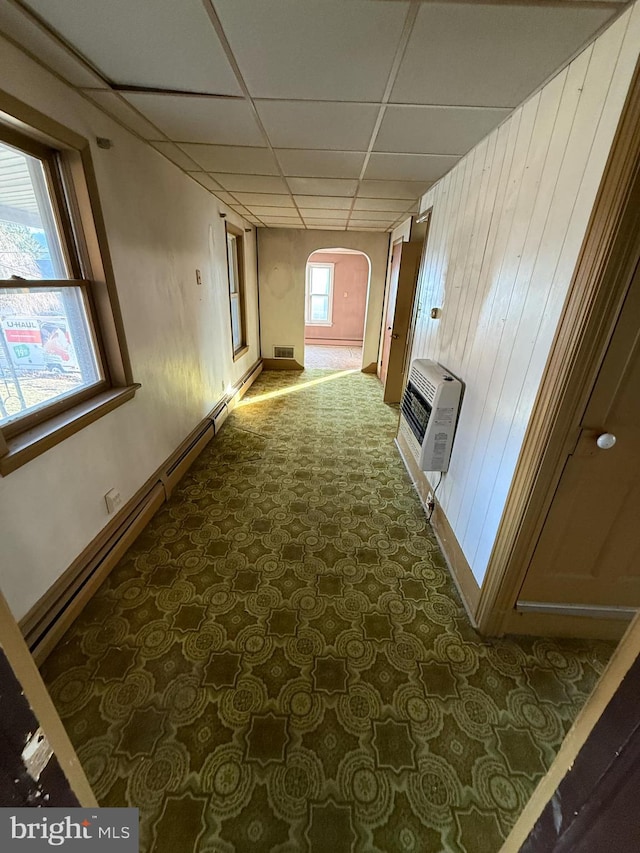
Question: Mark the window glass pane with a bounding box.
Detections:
[227,234,239,295]
[230,293,242,351]
[0,141,68,279]
[0,286,102,426]
[310,294,329,322]
[310,266,330,294]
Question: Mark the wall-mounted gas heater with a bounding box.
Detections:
[398,359,462,472]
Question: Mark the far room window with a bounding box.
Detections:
[226,225,246,357]
[1,130,104,439]
[305,262,334,325]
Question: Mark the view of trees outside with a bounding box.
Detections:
[0,205,97,426]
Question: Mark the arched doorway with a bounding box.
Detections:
[303,248,371,369]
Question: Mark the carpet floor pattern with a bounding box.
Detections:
[41,369,612,853]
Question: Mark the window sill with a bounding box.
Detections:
[305,322,333,327]
[233,345,250,362]
[0,384,140,476]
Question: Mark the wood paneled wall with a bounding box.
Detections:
[411,3,640,586]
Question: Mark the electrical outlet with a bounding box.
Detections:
[105,488,122,514]
[426,491,435,514]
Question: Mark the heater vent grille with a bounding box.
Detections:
[273,346,295,359]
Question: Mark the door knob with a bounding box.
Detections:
[391,333,399,340]
[596,433,616,450]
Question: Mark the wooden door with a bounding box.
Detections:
[380,241,422,403]
[379,240,403,388]
[518,259,640,609]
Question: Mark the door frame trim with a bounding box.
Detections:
[477,57,640,635]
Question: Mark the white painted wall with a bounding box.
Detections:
[0,36,259,620]
[258,229,389,369]
[411,4,640,586]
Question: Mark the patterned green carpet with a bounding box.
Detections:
[41,369,612,852]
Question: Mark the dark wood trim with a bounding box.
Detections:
[477,56,640,637]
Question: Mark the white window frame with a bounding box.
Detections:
[305,262,334,326]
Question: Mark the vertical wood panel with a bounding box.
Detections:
[408,6,637,586]
[475,5,637,575]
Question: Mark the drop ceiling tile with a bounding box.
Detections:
[256,102,378,151]
[348,225,389,232]
[121,94,263,146]
[215,0,409,101]
[208,174,289,193]
[260,218,303,226]
[188,172,225,192]
[150,141,201,170]
[287,178,358,197]
[375,105,511,155]
[350,218,396,228]
[299,211,349,221]
[212,191,238,205]
[178,145,279,174]
[304,220,349,229]
[305,225,347,231]
[0,3,108,88]
[276,149,366,179]
[264,223,304,229]
[250,215,300,222]
[246,205,300,217]
[391,2,613,107]
[231,193,294,208]
[365,153,459,182]
[228,204,253,216]
[348,209,399,221]
[293,196,353,210]
[84,91,165,139]
[353,197,412,213]
[358,180,431,199]
[22,0,242,95]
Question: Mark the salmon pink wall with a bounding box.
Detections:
[305,251,369,345]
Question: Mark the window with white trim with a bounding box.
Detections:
[305,262,334,325]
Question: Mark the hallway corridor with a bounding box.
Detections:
[41,369,612,852]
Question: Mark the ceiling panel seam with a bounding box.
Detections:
[346,0,420,229]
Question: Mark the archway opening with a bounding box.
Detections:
[303,248,371,370]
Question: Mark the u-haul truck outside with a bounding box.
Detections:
[0,315,79,374]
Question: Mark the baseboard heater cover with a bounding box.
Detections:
[516,601,637,620]
[213,403,229,433]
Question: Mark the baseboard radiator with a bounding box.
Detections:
[20,359,263,665]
